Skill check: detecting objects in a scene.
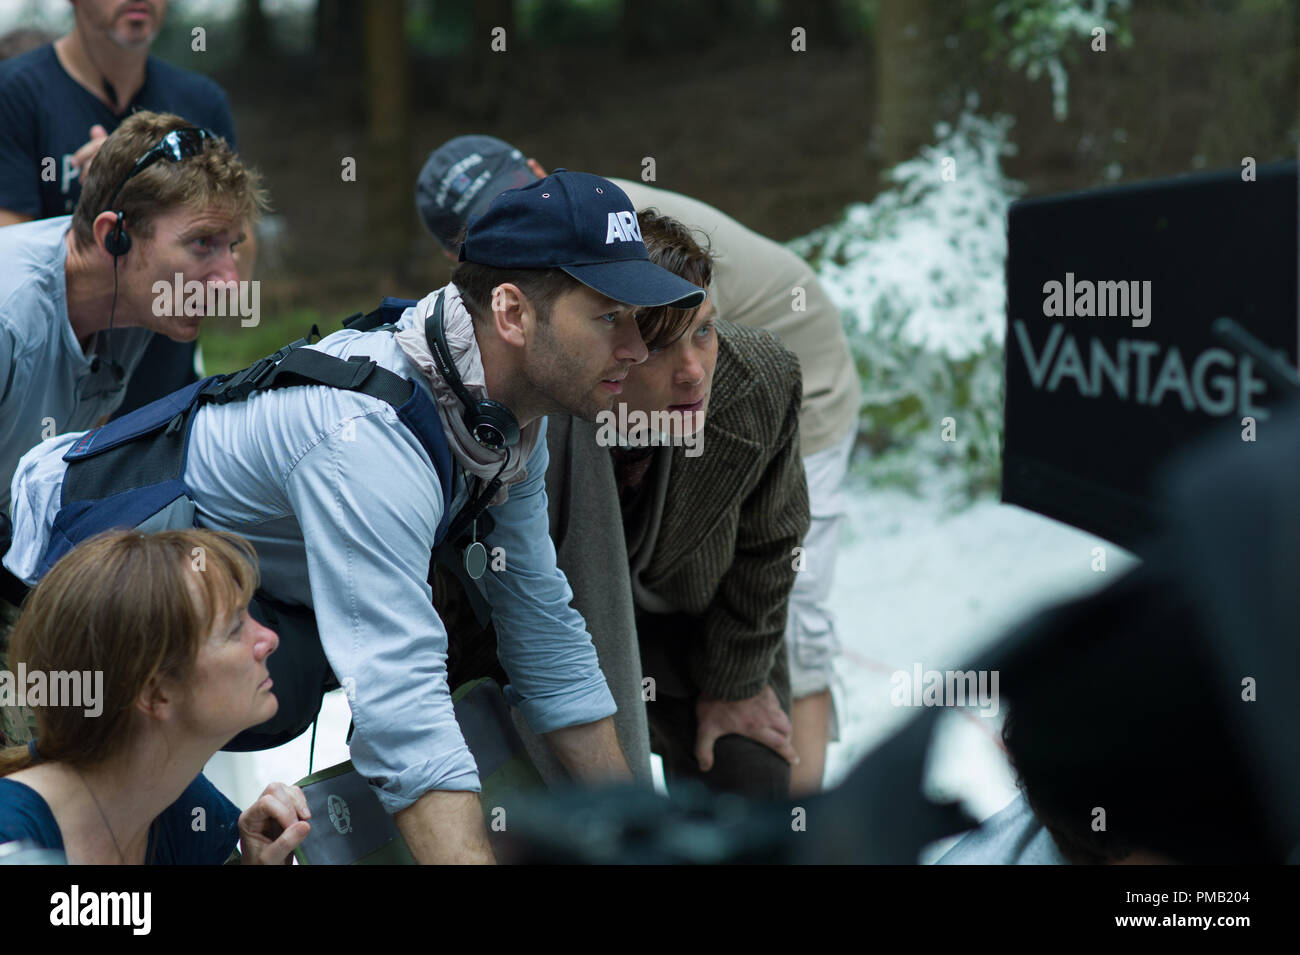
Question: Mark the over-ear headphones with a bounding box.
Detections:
[104,211,131,257]
[424,291,520,451]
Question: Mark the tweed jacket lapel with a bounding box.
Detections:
[644,331,766,575]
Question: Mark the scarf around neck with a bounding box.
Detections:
[394,284,540,506]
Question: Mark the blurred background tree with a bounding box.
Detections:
[0,0,1292,423]
[363,0,412,289]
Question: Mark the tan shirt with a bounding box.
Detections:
[611,178,860,456]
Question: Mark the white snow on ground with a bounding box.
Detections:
[204,475,1136,863]
[821,475,1135,862]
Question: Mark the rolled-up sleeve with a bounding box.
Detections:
[479,420,616,734]
[283,409,479,813]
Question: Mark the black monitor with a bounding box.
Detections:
[1002,160,1299,550]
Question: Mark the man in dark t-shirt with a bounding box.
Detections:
[0,0,247,414]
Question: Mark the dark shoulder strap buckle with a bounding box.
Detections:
[201,325,323,405]
[209,356,275,404]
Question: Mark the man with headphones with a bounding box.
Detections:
[6,168,705,863]
[0,0,248,417]
[0,111,262,629]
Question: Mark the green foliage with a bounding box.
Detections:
[791,109,1022,504]
[199,305,369,376]
[407,1,473,56]
[965,0,1135,119]
[517,0,621,45]
[838,299,1005,501]
[843,0,880,35]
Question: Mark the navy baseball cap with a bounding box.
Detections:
[416,135,536,250]
[460,170,707,310]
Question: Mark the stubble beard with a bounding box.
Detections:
[104,3,160,49]
[523,323,611,424]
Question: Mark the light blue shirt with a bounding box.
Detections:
[5,303,616,813]
[0,215,151,511]
[936,792,1069,864]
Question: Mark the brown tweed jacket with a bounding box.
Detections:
[545,322,810,710]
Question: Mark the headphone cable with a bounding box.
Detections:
[105,248,121,380]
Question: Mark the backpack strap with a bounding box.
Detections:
[342,309,387,333]
[202,347,412,407]
[51,300,462,567]
[341,297,418,335]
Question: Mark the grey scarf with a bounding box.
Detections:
[394,284,540,506]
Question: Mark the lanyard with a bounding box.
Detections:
[446,459,507,579]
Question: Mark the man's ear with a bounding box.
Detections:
[91,210,122,257]
[525,158,547,179]
[489,282,530,348]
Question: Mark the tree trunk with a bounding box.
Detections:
[621,0,656,55]
[873,0,964,168]
[242,0,271,57]
[780,0,844,48]
[363,0,412,284]
[316,0,363,73]
[458,0,513,119]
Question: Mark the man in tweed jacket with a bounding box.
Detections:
[546,323,808,798]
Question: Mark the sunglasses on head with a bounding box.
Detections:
[103,127,216,213]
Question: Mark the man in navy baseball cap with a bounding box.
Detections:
[462,169,705,310]
[445,168,705,424]
[418,139,703,310]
